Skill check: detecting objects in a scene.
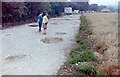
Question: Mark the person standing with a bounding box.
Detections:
[42,13,49,35]
[37,13,43,32]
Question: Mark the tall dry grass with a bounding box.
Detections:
[85,13,119,75]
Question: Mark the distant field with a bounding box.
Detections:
[85,13,119,74]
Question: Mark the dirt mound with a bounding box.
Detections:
[41,37,63,44]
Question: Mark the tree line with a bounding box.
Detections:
[2,2,89,27]
[2,2,114,28]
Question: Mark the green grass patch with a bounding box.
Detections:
[69,15,97,64]
[78,64,97,75]
[79,41,89,50]
[79,15,92,36]
[76,15,92,44]
[70,41,89,58]
[70,51,98,64]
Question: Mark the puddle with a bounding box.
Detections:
[41,37,63,44]
[5,54,27,62]
[56,32,66,35]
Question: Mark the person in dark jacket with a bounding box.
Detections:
[37,12,46,32]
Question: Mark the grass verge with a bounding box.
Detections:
[58,15,107,76]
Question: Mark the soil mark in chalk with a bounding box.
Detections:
[56,32,66,35]
[29,24,38,27]
[41,37,63,44]
[5,34,12,36]
[5,54,27,62]
[50,23,57,25]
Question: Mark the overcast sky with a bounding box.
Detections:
[89,0,119,5]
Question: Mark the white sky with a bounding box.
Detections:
[89,0,119,5]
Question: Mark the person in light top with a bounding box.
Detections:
[42,13,49,35]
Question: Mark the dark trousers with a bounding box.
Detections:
[39,22,42,31]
